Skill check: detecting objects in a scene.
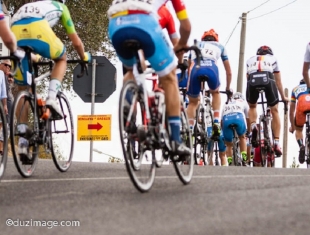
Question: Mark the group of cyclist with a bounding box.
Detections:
[0,0,309,167]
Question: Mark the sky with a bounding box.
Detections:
[70,0,310,168]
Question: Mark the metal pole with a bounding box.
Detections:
[89,59,96,162]
[282,88,288,168]
[236,12,247,93]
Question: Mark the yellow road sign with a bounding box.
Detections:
[77,115,111,141]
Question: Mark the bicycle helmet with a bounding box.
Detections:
[300,79,306,84]
[232,92,245,101]
[256,45,273,55]
[201,29,219,42]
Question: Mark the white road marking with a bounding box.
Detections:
[1,174,309,183]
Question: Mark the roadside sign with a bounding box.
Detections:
[73,56,117,103]
[77,115,111,141]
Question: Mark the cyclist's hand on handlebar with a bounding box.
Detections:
[174,43,188,63]
[177,61,188,71]
[83,52,92,63]
[289,126,295,134]
[11,48,25,61]
[226,88,233,97]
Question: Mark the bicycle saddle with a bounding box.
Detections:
[198,75,209,82]
[122,40,141,50]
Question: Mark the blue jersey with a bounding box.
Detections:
[190,41,228,64]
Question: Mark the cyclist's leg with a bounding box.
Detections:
[218,135,227,166]
[246,80,259,146]
[265,79,281,153]
[236,115,247,162]
[222,117,234,165]
[186,64,202,129]
[295,98,307,163]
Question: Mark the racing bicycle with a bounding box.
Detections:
[119,40,201,192]
[10,46,87,177]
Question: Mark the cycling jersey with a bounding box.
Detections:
[190,41,228,64]
[291,83,308,102]
[12,1,76,34]
[304,42,310,62]
[246,55,280,75]
[158,5,178,38]
[108,0,188,20]
[221,99,249,142]
[291,83,310,127]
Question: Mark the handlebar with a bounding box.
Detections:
[219,90,232,104]
[34,59,89,78]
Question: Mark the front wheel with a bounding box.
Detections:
[50,92,74,172]
[173,105,194,184]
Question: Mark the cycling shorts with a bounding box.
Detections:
[246,71,279,107]
[109,14,177,77]
[222,113,246,142]
[206,126,226,152]
[187,60,219,98]
[295,94,310,127]
[11,18,65,86]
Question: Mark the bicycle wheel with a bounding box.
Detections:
[232,136,241,166]
[50,92,74,172]
[119,80,155,192]
[258,122,267,167]
[305,135,310,168]
[193,104,206,165]
[10,91,39,177]
[173,106,194,184]
[0,103,8,180]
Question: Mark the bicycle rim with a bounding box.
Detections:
[0,103,8,180]
[173,106,194,184]
[233,137,241,166]
[51,92,74,172]
[119,80,155,192]
[10,91,38,177]
[306,136,310,168]
[193,104,204,165]
[258,122,266,167]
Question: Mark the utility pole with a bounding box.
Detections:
[236,12,247,93]
[282,88,288,168]
[89,59,97,162]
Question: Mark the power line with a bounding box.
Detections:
[247,0,271,13]
[224,20,240,46]
[248,0,297,20]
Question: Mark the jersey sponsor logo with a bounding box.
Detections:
[306,95,310,101]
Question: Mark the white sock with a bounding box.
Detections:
[48,79,62,100]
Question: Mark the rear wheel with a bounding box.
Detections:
[119,81,155,192]
[305,135,310,168]
[0,103,8,180]
[232,136,241,166]
[258,122,267,167]
[10,91,39,177]
[51,92,74,172]
[173,106,194,184]
[193,104,206,165]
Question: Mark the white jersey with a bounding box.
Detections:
[12,1,65,27]
[221,99,249,123]
[304,42,310,62]
[246,54,280,75]
[190,41,228,64]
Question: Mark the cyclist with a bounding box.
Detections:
[221,92,249,166]
[186,29,232,139]
[11,0,90,159]
[289,79,309,164]
[246,45,288,156]
[108,0,192,157]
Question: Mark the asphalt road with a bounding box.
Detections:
[1,157,310,235]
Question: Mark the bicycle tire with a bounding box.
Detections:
[173,106,194,184]
[0,102,8,180]
[193,104,206,165]
[305,135,310,168]
[10,91,39,177]
[232,134,241,166]
[119,80,155,192]
[50,92,74,172]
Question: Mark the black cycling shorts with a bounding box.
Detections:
[246,71,279,107]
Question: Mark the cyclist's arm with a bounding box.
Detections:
[289,101,296,128]
[60,4,86,60]
[223,60,232,90]
[0,20,17,52]
[274,72,286,100]
[302,62,310,88]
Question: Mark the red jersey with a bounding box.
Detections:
[158,5,178,38]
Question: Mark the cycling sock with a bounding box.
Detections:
[274,138,279,146]
[297,139,303,147]
[48,79,62,100]
[168,116,181,143]
[188,118,195,130]
[251,122,256,130]
[213,110,220,123]
[241,151,247,161]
